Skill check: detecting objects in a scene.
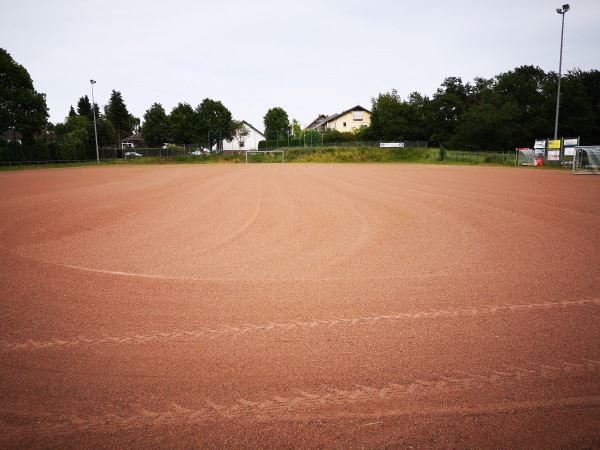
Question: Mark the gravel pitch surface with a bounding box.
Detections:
[1,163,599,448]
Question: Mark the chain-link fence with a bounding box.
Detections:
[441,150,516,165]
[261,140,429,150]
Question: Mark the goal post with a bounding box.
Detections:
[245,150,285,164]
[573,146,600,175]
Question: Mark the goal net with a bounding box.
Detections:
[573,146,600,175]
[515,148,534,166]
[246,150,284,164]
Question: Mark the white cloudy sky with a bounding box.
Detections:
[3,0,599,131]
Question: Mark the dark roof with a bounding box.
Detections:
[123,133,142,142]
[326,105,370,122]
[3,129,23,140]
[306,114,328,130]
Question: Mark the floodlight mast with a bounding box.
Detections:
[554,4,570,140]
[90,80,100,164]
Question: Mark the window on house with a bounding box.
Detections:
[343,122,347,127]
[353,112,363,121]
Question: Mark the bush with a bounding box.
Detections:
[484,153,505,164]
[439,147,447,161]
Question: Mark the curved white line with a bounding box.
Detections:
[61,264,194,281]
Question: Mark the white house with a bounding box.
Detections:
[220,121,265,153]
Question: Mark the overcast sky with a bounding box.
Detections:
[3,0,599,131]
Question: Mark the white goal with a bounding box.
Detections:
[573,146,600,175]
[245,150,285,164]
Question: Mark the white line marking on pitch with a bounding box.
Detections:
[61,265,194,281]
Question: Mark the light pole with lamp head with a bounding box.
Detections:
[554,4,570,141]
[90,80,100,164]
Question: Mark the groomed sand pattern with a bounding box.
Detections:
[0,164,599,448]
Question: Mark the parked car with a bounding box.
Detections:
[124,152,143,158]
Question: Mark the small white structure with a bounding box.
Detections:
[221,121,265,153]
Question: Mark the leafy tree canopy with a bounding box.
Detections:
[369,89,405,141]
[263,107,290,139]
[95,117,117,148]
[141,103,170,147]
[0,48,49,139]
[104,90,133,143]
[169,102,196,146]
[367,66,600,148]
[196,98,234,149]
[77,95,94,122]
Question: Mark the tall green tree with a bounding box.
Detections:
[404,92,431,140]
[493,65,552,145]
[169,102,196,146]
[558,69,600,143]
[54,115,91,159]
[95,117,117,148]
[77,95,94,122]
[263,107,290,139]
[465,77,495,107]
[196,98,234,150]
[0,48,48,140]
[429,77,468,144]
[450,102,518,151]
[369,89,406,141]
[141,103,170,147]
[104,90,132,145]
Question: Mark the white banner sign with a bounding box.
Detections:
[534,140,546,149]
[564,138,578,146]
[548,150,560,161]
[380,142,404,148]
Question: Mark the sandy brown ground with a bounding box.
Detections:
[0,163,599,449]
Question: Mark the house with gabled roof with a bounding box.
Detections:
[308,105,371,132]
[306,114,328,132]
[121,133,144,149]
[221,120,265,153]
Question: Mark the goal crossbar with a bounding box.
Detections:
[245,150,285,163]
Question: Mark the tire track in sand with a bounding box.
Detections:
[1,359,599,437]
[2,298,598,351]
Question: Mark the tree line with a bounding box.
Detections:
[142,100,249,150]
[240,66,600,152]
[2,45,599,162]
[362,66,600,150]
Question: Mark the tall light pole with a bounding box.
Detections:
[554,4,570,140]
[90,80,100,164]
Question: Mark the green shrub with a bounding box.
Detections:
[439,147,447,161]
[484,153,504,164]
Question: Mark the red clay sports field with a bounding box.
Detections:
[1,164,599,448]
